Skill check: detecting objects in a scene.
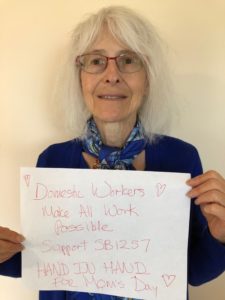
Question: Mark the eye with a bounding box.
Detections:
[119,53,139,65]
[116,52,142,73]
[123,56,134,64]
[89,56,105,66]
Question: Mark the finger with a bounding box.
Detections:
[0,254,16,263]
[0,227,25,243]
[194,190,225,207]
[187,170,225,187]
[187,178,224,198]
[0,240,24,254]
[0,241,24,263]
[202,203,225,222]
[0,250,23,264]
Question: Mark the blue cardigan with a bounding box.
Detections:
[1,135,225,300]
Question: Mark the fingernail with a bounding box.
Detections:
[186,190,193,197]
[17,235,25,243]
[186,181,193,187]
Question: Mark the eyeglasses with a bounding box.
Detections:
[76,52,143,74]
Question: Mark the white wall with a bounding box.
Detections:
[0,0,224,299]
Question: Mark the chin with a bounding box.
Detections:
[97,118,124,124]
[93,111,121,121]
[94,114,136,125]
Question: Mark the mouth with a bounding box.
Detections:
[97,94,127,100]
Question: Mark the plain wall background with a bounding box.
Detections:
[0,0,224,299]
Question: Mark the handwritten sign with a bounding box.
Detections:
[20,168,190,300]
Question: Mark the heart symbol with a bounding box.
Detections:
[162,274,176,287]
[156,183,166,197]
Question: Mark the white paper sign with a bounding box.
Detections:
[20,168,190,300]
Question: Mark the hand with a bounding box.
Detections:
[187,170,225,243]
[0,226,25,263]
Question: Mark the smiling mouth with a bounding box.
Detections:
[98,95,127,100]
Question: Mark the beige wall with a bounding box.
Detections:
[0,0,224,299]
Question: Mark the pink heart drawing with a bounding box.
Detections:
[156,183,166,197]
[162,274,176,287]
[24,174,31,187]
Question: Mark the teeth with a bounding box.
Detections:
[99,95,126,99]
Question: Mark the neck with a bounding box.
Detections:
[94,117,136,148]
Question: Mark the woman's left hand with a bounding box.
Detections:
[187,170,225,243]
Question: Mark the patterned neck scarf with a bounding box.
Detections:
[82,117,146,170]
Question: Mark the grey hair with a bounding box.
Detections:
[54,6,172,142]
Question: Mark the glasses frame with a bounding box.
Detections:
[76,52,143,74]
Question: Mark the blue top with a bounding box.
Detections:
[1,135,225,300]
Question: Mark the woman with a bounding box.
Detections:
[0,6,225,300]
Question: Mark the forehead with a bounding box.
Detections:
[88,27,130,54]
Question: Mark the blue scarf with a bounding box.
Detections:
[82,118,146,170]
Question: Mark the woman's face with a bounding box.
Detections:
[80,28,148,126]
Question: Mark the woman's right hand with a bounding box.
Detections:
[0,226,25,263]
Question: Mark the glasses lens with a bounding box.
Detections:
[116,53,142,73]
[78,54,106,73]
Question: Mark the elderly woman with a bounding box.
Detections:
[0,5,225,300]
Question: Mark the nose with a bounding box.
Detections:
[103,58,121,85]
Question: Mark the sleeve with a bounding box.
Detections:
[188,148,225,285]
[35,140,82,169]
[0,252,21,278]
[36,144,57,168]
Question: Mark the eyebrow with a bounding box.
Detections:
[85,49,133,56]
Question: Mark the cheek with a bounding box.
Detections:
[81,75,90,97]
[80,75,102,115]
[80,78,93,110]
[80,73,97,98]
[132,71,148,93]
[130,79,147,112]
[133,77,147,101]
